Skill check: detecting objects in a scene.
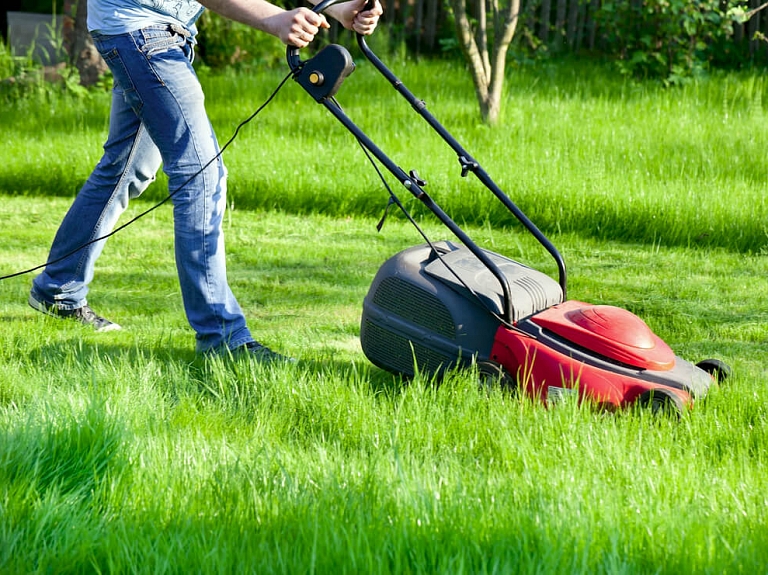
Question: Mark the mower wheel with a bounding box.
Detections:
[477,361,516,391]
[695,358,732,383]
[636,389,685,417]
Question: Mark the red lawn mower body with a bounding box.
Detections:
[490,301,699,410]
[359,242,719,413]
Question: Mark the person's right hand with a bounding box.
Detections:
[327,0,383,35]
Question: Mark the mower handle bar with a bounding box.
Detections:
[286,0,568,320]
[352,34,567,299]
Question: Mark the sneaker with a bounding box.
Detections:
[28,294,121,333]
[236,341,296,364]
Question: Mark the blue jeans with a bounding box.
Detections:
[31,25,254,353]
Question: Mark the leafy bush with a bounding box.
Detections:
[0,40,46,103]
[594,0,742,84]
[195,11,288,71]
[0,38,94,103]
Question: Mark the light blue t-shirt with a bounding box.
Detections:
[87,0,205,35]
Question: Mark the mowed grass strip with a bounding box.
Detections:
[0,192,766,573]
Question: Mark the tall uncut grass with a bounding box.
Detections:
[1,56,767,573]
[2,58,767,253]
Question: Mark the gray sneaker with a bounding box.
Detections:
[236,341,296,364]
[28,294,121,333]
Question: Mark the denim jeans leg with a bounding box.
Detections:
[91,27,252,352]
[32,89,162,311]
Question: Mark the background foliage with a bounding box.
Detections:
[3,0,768,84]
[593,0,743,83]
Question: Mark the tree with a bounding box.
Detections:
[449,0,521,125]
[62,0,106,86]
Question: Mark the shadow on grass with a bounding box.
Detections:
[3,173,767,256]
[20,333,409,399]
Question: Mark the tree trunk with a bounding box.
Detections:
[566,0,579,49]
[587,0,599,50]
[450,0,520,125]
[749,0,760,57]
[477,0,491,77]
[424,0,439,51]
[574,0,586,51]
[63,0,107,86]
[414,0,424,55]
[538,0,551,44]
[553,0,567,52]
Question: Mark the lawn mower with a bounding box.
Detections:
[287,2,730,414]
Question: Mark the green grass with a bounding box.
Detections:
[1,196,767,573]
[1,58,768,573]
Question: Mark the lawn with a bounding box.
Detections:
[0,56,767,573]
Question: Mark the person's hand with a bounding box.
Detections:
[327,0,383,35]
[270,7,330,47]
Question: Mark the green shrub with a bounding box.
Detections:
[195,11,288,71]
[0,40,46,103]
[594,0,742,84]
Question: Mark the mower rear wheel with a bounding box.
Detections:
[636,389,685,417]
[695,358,732,383]
[477,361,516,391]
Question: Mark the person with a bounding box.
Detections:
[27,0,383,361]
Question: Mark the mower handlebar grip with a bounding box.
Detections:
[287,0,343,71]
[313,0,342,13]
[288,0,379,71]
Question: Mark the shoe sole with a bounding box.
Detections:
[28,295,122,332]
[92,322,122,333]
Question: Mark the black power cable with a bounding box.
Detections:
[0,70,294,282]
[4,38,519,333]
[4,42,525,335]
